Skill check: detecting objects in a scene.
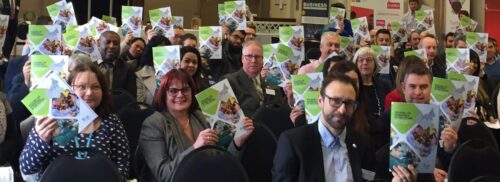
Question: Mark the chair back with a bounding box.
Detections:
[171,145,249,182]
[110,89,136,113]
[240,123,277,182]
[457,118,499,151]
[40,148,122,182]
[448,139,500,182]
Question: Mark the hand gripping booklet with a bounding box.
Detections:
[196,79,247,148]
[0,15,8,49]
[152,45,180,83]
[279,26,304,75]
[415,9,435,35]
[329,7,345,30]
[28,25,62,55]
[371,45,391,74]
[466,32,488,63]
[46,0,77,26]
[431,76,478,130]
[150,7,174,38]
[21,72,98,145]
[199,26,222,59]
[351,17,370,44]
[224,1,247,31]
[262,43,293,87]
[62,24,102,61]
[121,6,143,38]
[30,55,69,88]
[445,48,470,74]
[389,21,408,43]
[292,73,323,123]
[390,102,439,173]
[87,17,119,39]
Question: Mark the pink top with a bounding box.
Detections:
[298,58,325,74]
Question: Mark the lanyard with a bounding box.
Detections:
[74,132,93,159]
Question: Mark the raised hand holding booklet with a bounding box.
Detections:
[445,48,470,74]
[389,21,408,43]
[329,7,345,30]
[28,25,62,55]
[21,72,98,145]
[459,15,478,32]
[121,6,143,37]
[291,73,323,123]
[466,32,488,63]
[415,9,435,35]
[46,0,77,26]
[87,17,119,39]
[152,45,180,83]
[390,102,439,173]
[351,17,370,43]
[30,55,69,88]
[224,1,247,31]
[263,43,293,87]
[63,25,101,61]
[150,7,174,38]
[279,26,304,75]
[196,79,247,147]
[199,26,222,59]
[371,45,391,74]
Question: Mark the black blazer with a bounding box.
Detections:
[272,122,375,182]
[221,69,285,117]
[98,59,137,97]
[1,0,20,17]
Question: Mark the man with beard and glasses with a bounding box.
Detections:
[97,31,137,97]
[223,29,245,72]
[272,73,376,182]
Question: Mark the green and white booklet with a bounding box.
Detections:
[87,17,119,39]
[0,15,8,48]
[263,43,293,87]
[224,1,246,30]
[46,0,77,26]
[351,16,370,43]
[404,49,427,63]
[150,7,174,38]
[415,9,435,35]
[390,102,439,173]
[371,45,391,74]
[339,36,354,60]
[218,3,227,26]
[459,15,478,32]
[28,25,62,55]
[329,7,345,30]
[445,48,470,74]
[102,15,118,26]
[292,73,323,123]
[390,21,408,43]
[121,6,143,37]
[63,24,101,61]
[30,55,69,88]
[21,72,98,145]
[466,32,488,63]
[447,72,480,119]
[173,16,183,28]
[152,45,180,82]
[196,79,247,147]
[279,26,304,75]
[199,26,222,59]
[431,76,478,130]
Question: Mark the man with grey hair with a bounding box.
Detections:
[221,40,285,117]
[298,32,340,74]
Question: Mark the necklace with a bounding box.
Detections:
[372,83,382,117]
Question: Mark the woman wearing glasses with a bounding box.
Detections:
[19,63,130,181]
[138,69,254,182]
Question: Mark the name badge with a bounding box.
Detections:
[361,169,376,181]
[265,88,276,95]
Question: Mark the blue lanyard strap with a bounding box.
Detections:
[74,132,93,159]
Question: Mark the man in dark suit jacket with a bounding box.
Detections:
[97,31,136,97]
[419,35,446,78]
[272,74,375,182]
[1,0,20,59]
[221,40,285,117]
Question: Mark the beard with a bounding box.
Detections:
[323,110,350,131]
[228,43,243,54]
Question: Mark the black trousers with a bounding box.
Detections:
[2,18,17,59]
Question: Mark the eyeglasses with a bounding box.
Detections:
[167,87,192,95]
[323,94,358,110]
[243,54,263,61]
[73,84,102,92]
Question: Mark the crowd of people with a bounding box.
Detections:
[1,0,500,182]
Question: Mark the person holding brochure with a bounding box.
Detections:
[272,73,375,182]
[374,62,458,181]
[138,69,254,182]
[179,46,211,93]
[19,63,130,181]
[298,32,341,74]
